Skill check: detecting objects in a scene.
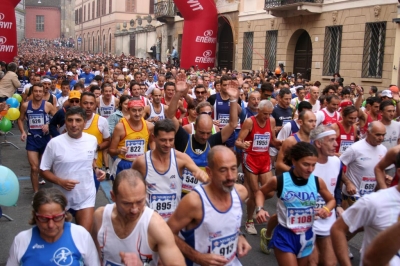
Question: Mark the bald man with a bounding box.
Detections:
[167,146,251,265]
[165,78,239,196]
[143,88,168,123]
[340,121,387,207]
[308,86,321,112]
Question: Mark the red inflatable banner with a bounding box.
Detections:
[0,0,19,63]
[174,0,218,69]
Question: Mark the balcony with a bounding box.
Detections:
[155,1,176,23]
[265,0,324,17]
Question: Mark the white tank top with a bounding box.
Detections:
[180,185,242,266]
[99,95,116,118]
[148,103,165,121]
[145,149,183,221]
[312,156,341,236]
[97,204,159,266]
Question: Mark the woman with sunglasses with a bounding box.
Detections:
[7,188,100,266]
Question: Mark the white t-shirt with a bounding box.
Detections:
[22,83,32,94]
[85,113,110,139]
[342,187,400,266]
[308,100,320,113]
[7,223,100,266]
[382,121,400,169]
[40,133,98,210]
[57,95,69,109]
[340,139,387,198]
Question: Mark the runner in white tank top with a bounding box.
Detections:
[148,103,165,122]
[97,204,159,266]
[98,95,116,118]
[144,149,182,221]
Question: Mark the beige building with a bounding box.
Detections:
[74,0,154,54]
[156,0,400,88]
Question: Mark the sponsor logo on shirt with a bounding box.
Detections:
[148,183,157,191]
[282,191,317,203]
[32,243,44,249]
[170,182,176,190]
[52,247,73,265]
[209,231,222,240]
[359,157,371,161]
[170,175,175,179]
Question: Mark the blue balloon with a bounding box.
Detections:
[0,166,19,206]
[6,97,19,108]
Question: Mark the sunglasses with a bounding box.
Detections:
[195,91,206,94]
[69,99,79,103]
[200,111,212,116]
[35,212,65,223]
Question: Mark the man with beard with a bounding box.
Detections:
[167,146,251,265]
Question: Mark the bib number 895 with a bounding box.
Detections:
[156,202,171,210]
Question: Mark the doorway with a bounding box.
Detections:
[293,31,312,81]
[218,18,234,71]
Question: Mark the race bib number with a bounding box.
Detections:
[211,232,238,263]
[218,114,229,127]
[149,193,177,221]
[100,106,113,118]
[182,167,203,194]
[252,133,270,152]
[339,140,353,154]
[315,195,325,209]
[359,176,376,196]
[125,139,145,159]
[29,114,44,129]
[287,207,314,234]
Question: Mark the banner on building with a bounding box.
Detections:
[0,0,19,63]
[174,0,218,69]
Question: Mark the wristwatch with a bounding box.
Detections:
[256,206,264,214]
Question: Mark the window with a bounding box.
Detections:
[92,2,95,19]
[36,15,44,31]
[84,5,86,21]
[149,0,154,14]
[88,4,90,20]
[79,8,82,23]
[102,0,106,15]
[126,0,136,12]
[242,32,253,70]
[167,35,172,53]
[97,0,100,17]
[362,22,386,79]
[75,10,78,24]
[323,26,342,76]
[109,0,112,13]
[264,30,277,71]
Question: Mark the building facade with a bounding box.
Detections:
[155,0,400,88]
[74,0,155,54]
[25,0,61,39]
[15,0,26,42]
[61,0,76,39]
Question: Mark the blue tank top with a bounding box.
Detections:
[244,107,257,119]
[277,172,318,234]
[213,93,231,128]
[21,222,83,265]
[289,120,299,135]
[26,100,49,135]
[181,135,210,195]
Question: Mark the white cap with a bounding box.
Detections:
[66,71,74,76]
[381,90,393,98]
[122,68,129,72]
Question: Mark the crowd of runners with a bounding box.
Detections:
[1,40,400,265]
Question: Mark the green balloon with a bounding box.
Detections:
[0,118,12,132]
[12,94,22,103]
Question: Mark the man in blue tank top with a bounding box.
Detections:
[18,83,57,194]
[167,146,251,266]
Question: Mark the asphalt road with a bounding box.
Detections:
[0,127,363,265]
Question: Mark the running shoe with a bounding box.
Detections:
[39,179,46,185]
[260,228,272,254]
[245,221,257,235]
[237,172,244,184]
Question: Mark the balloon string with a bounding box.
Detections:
[218,12,268,67]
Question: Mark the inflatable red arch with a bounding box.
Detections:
[0,0,19,63]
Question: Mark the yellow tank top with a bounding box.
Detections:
[117,117,149,161]
[83,114,103,168]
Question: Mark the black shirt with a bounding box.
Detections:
[207,94,242,106]
[175,126,223,153]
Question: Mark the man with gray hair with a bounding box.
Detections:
[340,121,387,207]
[235,99,282,235]
[0,62,20,102]
[308,125,342,266]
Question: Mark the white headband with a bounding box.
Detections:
[41,78,51,83]
[315,130,336,140]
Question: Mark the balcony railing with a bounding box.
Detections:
[265,0,323,8]
[155,1,176,23]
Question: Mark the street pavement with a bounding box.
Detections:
[0,127,363,265]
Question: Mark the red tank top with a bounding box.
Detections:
[244,116,272,156]
[182,117,190,126]
[361,112,382,135]
[321,109,339,126]
[161,97,187,119]
[335,122,355,153]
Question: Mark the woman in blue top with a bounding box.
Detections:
[7,188,100,266]
[255,142,335,266]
